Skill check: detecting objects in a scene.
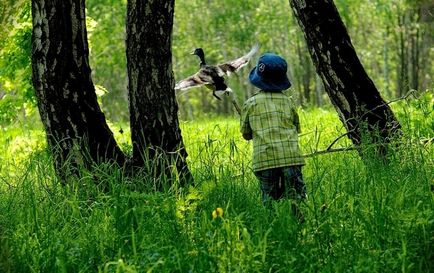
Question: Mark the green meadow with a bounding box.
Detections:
[0,94,432,273]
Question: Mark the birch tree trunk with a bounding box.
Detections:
[126,0,192,186]
[289,0,401,150]
[31,0,126,180]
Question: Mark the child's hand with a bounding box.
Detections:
[242,133,253,140]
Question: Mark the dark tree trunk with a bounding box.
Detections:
[31,0,126,179]
[289,0,401,150]
[126,0,192,185]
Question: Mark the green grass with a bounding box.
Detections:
[0,95,433,272]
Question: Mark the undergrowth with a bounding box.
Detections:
[0,94,432,272]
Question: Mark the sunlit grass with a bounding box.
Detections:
[0,97,433,272]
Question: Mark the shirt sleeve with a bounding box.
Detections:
[240,101,252,138]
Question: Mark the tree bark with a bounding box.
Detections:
[126,0,192,186]
[289,0,401,150]
[31,0,126,179]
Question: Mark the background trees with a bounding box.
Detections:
[172,0,433,118]
[1,0,431,125]
[0,1,33,124]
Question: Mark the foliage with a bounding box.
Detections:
[86,0,128,122]
[0,101,432,272]
[393,90,434,137]
[0,2,34,125]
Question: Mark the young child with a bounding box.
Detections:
[240,53,307,216]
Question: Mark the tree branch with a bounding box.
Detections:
[303,136,432,158]
[313,90,418,152]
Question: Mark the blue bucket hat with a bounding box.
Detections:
[249,53,291,91]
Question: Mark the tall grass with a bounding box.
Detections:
[0,94,432,272]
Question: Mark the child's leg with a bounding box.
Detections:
[282,166,307,200]
[282,166,307,222]
[254,168,284,204]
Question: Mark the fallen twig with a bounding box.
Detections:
[420,137,434,145]
[303,146,357,157]
[303,136,433,158]
[326,131,351,151]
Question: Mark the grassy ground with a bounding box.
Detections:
[0,95,433,272]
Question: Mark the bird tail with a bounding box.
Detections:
[244,44,260,60]
[225,44,260,73]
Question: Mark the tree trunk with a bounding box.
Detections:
[409,8,421,92]
[295,37,312,106]
[289,0,401,150]
[31,0,126,180]
[382,30,390,97]
[315,74,323,107]
[126,0,192,186]
[397,12,409,97]
[418,3,434,92]
[302,52,312,105]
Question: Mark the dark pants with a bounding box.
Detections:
[254,166,307,204]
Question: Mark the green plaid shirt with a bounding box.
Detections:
[240,91,305,172]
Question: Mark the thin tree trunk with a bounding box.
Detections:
[410,8,421,92]
[289,0,401,152]
[418,3,434,91]
[315,74,323,107]
[31,0,125,180]
[397,12,409,97]
[126,0,192,186]
[383,30,390,97]
[296,37,312,105]
[302,52,312,105]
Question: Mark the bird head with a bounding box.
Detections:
[191,48,206,66]
[191,48,204,57]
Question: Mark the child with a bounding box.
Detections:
[240,53,307,217]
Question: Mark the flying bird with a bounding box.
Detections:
[175,44,259,101]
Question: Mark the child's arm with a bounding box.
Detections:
[240,102,253,140]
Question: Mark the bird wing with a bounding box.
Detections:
[175,72,214,90]
[216,44,260,76]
